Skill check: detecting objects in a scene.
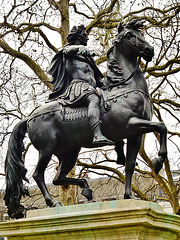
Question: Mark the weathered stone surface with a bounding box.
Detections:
[0,200,180,240]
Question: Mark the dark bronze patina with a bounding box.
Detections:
[4,19,167,219]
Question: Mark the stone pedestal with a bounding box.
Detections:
[0,200,180,240]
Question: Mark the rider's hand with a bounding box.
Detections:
[77,46,91,56]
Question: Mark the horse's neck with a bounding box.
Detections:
[110,46,149,94]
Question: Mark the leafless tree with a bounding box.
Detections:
[0,0,179,213]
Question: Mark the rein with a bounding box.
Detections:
[107,56,141,90]
[107,29,150,90]
[120,55,142,84]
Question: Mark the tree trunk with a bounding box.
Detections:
[58,167,78,206]
[54,0,77,205]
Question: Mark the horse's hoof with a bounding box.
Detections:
[8,205,25,219]
[52,201,63,207]
[9,211,24,219]
[88,199,96,203]
[124,194,138,200]
[152,157,163,175]
[81,187,93,201]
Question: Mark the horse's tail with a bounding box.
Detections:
[4,118,30,219]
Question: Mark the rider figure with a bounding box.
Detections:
[48,25,113,145]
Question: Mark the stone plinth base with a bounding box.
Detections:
[0,200,180,240]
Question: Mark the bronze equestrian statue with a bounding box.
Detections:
[4,19,167,219]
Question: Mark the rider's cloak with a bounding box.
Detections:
[48,49,104,101]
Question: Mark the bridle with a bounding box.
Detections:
[120,29,150,73]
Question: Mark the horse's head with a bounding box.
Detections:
[114,19,154,62]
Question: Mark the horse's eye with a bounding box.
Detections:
[125,32,133,40]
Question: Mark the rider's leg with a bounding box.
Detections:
[86,94,113,145]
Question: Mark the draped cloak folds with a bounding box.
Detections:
[47,49,104,105]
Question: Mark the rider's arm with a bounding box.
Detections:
[63,45,90,58]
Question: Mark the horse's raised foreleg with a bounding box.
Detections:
[33,148,62,208]
[124,136,142,199]
[53,147,93,201]
[127,117,167,174]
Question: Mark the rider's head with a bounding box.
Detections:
[67,25,88,46]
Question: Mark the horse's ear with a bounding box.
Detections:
[117,21,123,33]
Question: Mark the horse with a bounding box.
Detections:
[4,19,167,219]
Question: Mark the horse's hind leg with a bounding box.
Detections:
[33,148,62,207]
[124,136,142,199]
[53,148,93,201]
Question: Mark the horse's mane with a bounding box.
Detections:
[125,18,144,30]
[104,48,124,86]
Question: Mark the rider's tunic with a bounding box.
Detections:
[58,79,96,106]
[48,48,104,106]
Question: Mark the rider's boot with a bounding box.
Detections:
[91,120,114,145]
[87,94,114,145]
